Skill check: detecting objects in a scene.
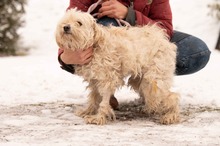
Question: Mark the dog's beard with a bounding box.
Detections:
[58,33,88,51]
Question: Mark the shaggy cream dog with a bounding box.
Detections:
[56,9,180,125]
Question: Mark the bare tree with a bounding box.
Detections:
[208,1,220,50]
[216,31,220,50]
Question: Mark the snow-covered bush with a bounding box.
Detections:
[0,0,26,56]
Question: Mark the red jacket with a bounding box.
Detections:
[67,0,173,37]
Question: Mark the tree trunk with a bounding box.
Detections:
[216,31,220,50]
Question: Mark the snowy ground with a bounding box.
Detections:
[0,0,220,145]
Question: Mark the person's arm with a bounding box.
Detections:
[98,0,173,38]
[127,0,173,38]
[58,49,75,73]
[58,47,93,73]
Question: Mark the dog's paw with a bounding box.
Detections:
[84,105,116,125]
[160,112,180,125]
[84,114,108,125]
[75,105,98,118]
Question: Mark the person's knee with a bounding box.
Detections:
[193,38,211,71]
[192,48,211,72]
[175,37,211,75]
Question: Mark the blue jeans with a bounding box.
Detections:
[97,17,211,75]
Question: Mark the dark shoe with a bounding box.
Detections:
[110,95,119,110]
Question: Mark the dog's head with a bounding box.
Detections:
[56,9,98,51]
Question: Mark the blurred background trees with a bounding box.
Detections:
[0,0,27,56]
[208,0,220,50]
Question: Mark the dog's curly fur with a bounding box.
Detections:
[56,9,180,125]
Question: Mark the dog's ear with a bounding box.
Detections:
[92,22,104,45]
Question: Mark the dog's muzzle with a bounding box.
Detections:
[63,25,71,34]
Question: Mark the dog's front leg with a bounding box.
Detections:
[76,83,101,117]
[85,90,116,125]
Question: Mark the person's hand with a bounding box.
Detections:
[98,0,128,19]
[60,47,93,65]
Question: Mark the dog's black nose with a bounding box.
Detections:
[63,25,71,33]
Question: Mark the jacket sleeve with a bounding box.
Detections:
[136,0,173,38]
[58,49,75,74]
[126,0,173,38]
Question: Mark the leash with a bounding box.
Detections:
[87,0,131,27]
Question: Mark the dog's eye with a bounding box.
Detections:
[77,21,82,26]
